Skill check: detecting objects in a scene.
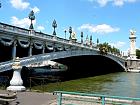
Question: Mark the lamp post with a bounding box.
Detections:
[52,19,57,35]
[90,35,92,46]
[69,26,72,40]
[64,30,67,39]
[81,32,83,44]
[28,10,35,30]
[0,1,1,8]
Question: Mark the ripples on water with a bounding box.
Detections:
[92,72,140,98]
[32,68,140,98]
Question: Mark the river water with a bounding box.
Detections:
[90,72,140,98]
[31,67,140,98]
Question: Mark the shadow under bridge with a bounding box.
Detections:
[51,50,125,79]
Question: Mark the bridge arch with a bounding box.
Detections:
[21,50,126,71]
[0,50,126,73]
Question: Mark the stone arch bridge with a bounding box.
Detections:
[0,22,127,91]
[0,22,126,73]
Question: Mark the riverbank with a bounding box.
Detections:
[2,90,139,105]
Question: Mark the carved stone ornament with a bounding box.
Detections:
[12,57,22,70]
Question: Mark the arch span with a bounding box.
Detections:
[0,50,126,72]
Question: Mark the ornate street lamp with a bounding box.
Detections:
[81,32,83,44]
[28,10,35,30]
[0,1,1,8]
[64,30,67,39]
[69,26,72,40]
[52,19,57,35]
[90,35,92,46]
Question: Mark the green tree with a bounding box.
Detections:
[136,49,140,59]
[98,42,120,55]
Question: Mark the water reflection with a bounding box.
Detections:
[92,72,140,98]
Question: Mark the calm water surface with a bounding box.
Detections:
[91,72,140,98]
[32,68,140,98]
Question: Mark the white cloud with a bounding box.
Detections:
[78,24,120,34]
[10,0,30,10]
[113,0,136,7]
[87,0,109,7]
[11,16,36,28]
[97,0,109,7]
[87,0,137,7]
[113,0,124,6]
[110,41,126,48]
[127,0,136,3]
[30,6,40,14]
[37,26,45,31]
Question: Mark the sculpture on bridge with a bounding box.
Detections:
[99,45,108,55]
[71,32,77,42]
[130,29,136,36]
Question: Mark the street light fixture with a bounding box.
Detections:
[0,1,1,8]
[69,26,72,40]
[81,32,83,44]
[28,10,35,30]
[52,19,57,35]
[64,30,67,39]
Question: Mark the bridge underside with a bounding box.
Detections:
[53,55,124,80]
[0,40,125,80]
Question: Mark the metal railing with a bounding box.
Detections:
[0,76,9,89]
[29,76,61,92]
[54,91,140,105]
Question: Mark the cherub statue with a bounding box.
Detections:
[71,32,76,39]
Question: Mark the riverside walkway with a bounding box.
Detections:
[0,90,57,105]
[1,90,140,105]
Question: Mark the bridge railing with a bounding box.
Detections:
[0,22,30,35]
[0,61,13,72]
[54,91,140,105]
[35,32,54,40]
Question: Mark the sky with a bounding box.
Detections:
[0,0,140,54]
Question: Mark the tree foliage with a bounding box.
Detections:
[136,49,140,59]
[98,42,120,55]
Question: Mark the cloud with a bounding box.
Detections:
[113,0,136,7]
[110,41,126,48]
[30,6,40,14]
[87,0,109,7]
[127,0,136,3]
[113,0,124,6]
[78,24,120,34]
[10,0,30,10]
[11,16,36,28]
[37,26,45,31]
[87,0,137,7]
[97,0,109,7]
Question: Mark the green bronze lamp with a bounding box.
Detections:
[28,10,35,30]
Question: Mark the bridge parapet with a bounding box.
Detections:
[0,22,125,59]
[0,22,29,35]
